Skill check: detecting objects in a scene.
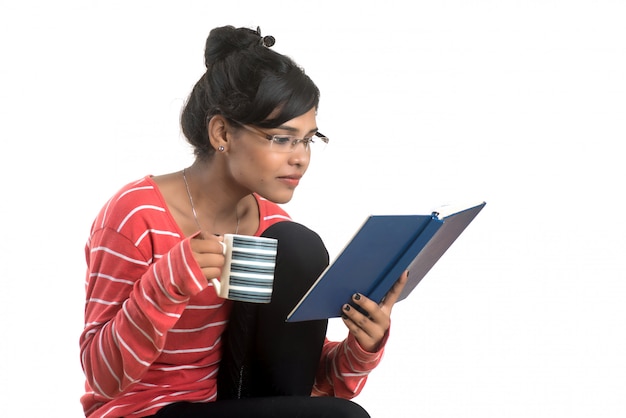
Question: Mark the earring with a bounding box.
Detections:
[218,146,225,152]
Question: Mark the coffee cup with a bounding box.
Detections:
[211,234,278,303]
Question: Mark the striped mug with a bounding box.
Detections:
[212,234,278,303]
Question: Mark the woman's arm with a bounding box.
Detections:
[312,272,408,397]
[79,229,211,399]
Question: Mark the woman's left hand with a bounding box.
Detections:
[341,271,409,352]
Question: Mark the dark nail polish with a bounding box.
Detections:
[344,304,351,311]
[353,293,361,301]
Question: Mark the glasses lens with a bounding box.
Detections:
[311,133,328,153]
[266,133,329,153]
[270,136,295,152]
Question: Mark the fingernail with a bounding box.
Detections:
[344,304,351,311]
[341,313,348,319]
[353,293,361,301]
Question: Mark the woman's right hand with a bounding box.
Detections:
[189,233,226,281]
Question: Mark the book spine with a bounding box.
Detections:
[367,217,444,303]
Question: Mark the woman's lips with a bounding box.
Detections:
[278,175,301,187]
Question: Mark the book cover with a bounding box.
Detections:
[286,201,486,322]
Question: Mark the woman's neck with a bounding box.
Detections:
[183,161,253,235]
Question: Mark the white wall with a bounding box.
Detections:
[1,1,624,416]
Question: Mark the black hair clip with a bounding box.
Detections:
[262,35,275,47]
[256,26,275,47]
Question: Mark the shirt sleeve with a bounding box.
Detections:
[79,227,208,399]
[312,330,390,398]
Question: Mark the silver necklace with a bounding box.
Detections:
[182,168,240,234]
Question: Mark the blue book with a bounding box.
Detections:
[286,201,486,322]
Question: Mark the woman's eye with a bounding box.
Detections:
[273,136,293,145]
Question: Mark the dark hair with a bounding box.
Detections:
[181,26,320,159]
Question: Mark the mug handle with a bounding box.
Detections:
[210,277,221,294]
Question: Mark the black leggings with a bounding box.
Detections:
[151,222,370,418]
[153,397,369,418]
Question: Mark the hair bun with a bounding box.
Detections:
[204,25,275,68]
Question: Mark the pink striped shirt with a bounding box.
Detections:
[80,175,385,417]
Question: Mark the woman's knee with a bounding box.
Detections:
[261,221,329,268]
[261,221,329,300]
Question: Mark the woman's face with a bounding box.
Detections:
[226,107,319,204]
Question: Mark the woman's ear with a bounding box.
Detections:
[208,115,229,152]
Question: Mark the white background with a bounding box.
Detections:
[1,1,625,417]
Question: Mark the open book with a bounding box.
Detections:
[286,201,486,322]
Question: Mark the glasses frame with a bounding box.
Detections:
[230,120,329,153]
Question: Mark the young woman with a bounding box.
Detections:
[79,25,408,418]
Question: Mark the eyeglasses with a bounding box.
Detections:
[231,120,329,153]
